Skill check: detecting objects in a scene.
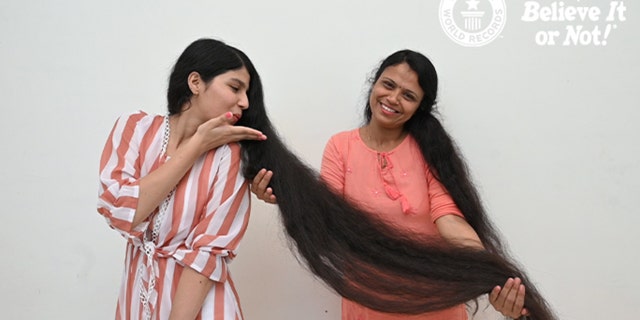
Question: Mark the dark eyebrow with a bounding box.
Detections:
[381,77,395,84]
[381,77,419,97]
[230,78,248,88]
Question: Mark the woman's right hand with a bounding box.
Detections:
[251,168,277,204]
[195,112,267,153]
[489,277,529,319]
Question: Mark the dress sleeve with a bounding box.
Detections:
[97,112,149,239]
[426,167,464,223]
[172,143,251,283]
[320,135,345,195]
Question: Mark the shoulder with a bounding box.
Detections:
[113,110,160,130]
[323,129,364,164]
[116,110,149,122]
[329,128,358,140]
[327,128,360,146]
[115,110,164,131]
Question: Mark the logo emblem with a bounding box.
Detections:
[439,0,507,47]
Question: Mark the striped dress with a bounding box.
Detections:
[97,111,251,320]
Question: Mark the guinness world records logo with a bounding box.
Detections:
[439,0,507,47]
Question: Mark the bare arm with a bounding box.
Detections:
[434,215,484,249]
[132,139,202,227]
[168,266,214,320]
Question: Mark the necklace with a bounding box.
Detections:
[140,114,175,320]
[151,114,175,243]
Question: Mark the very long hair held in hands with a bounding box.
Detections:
[234,62,555,320]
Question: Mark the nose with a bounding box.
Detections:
[238,92,249,110]
[387,89,401,105]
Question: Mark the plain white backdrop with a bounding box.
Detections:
[0,0,638,319]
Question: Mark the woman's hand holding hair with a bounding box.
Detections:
[194,112,267,153]
[435,216,529,318]
[489,277,530,319]
[251,169,277,204]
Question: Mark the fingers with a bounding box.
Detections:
[251,169,277,204]
[218,112,266,141]
[489,285,501,304]
[201,112,267,142]
[231,126,267,141]
[251,169,267,191]
[504,277,520,315]
[490,278,527,319]
[205,111,236,127]
[510,282,526,317]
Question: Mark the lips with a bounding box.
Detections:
[233,114,242,122]
[380,103,399,114]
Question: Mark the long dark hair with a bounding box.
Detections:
[171,40,556,319]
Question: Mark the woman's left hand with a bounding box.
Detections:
[489,277,529,319]
[250,168,277,204]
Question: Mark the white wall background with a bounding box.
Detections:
[1,0,638,319]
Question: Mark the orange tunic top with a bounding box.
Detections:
[98,111,251,320]
[320,129,467,320]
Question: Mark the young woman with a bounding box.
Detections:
[98,38,266,320]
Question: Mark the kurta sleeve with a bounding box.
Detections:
[97,112,149,238]
[320,135,346,195]
[426,167,464,223]
[173,143,251,283]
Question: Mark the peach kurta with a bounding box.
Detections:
[320,129,467,320]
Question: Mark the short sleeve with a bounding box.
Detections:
[426,167,464,223]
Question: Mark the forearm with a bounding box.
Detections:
[435,215,484,249]
[450,235,484,249]
[133,141,202,227]
[169,265,214,320]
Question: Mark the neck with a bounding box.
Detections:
[361,124,407,152]
[166,110,202,155]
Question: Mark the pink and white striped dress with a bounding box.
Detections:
[98,111,251,320]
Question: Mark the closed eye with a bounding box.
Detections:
[229,78,248,93]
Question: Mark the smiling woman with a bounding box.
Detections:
[366,63,424,139]
[246,50,557,320]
